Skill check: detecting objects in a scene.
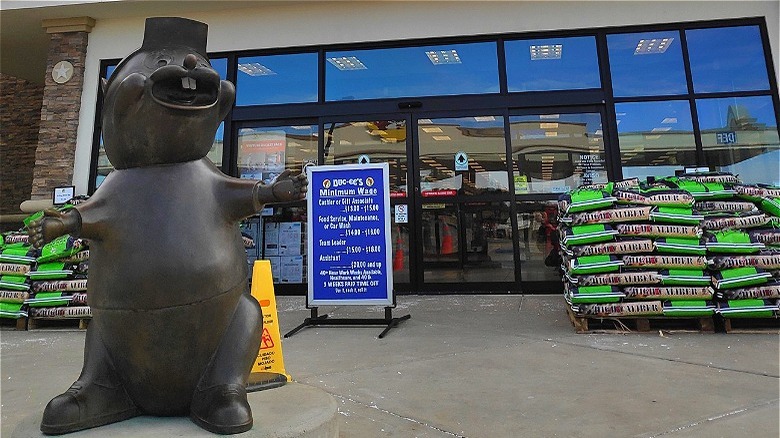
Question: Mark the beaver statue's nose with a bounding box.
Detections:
[184,53,198,70]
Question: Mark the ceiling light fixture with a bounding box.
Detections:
[237,63,276,76]
[327,56,367,70]
[530,44,563,60]
[426,49,461,65]
[634,37,674,55]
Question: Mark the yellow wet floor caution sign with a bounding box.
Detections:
[247,260,290,392]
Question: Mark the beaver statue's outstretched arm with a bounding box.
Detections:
[220,169,308,223]
[27,197,107,248]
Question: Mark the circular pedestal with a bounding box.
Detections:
[12,383,338,438]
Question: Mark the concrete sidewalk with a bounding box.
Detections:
[1,295,778,437]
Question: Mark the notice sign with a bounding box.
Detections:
[308,163,393,306]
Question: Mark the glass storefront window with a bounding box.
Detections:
[326,42,499,101]
[237,125,318,183]
[615,100,697,179]
[505,36,601,92]
[607,31,687,97]
[686,26,770,93]
[421,201,515,284]
[697,96,779,185]
[417,115,508,196]
[236,53,318,106]
[509,112,606,194]
[253,206,308,285]
[324,120,409,197]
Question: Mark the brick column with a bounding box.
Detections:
[30,17,95,199]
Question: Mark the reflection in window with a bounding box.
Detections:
[615,100,697,179]
[326,42,499,101]
[257,206,308,285]
[421,202,515,283]
[236,53,318,106]
[510,113,606,194]
[687,26,770,93]
[607,31,687,97]
[417,116,508,196]
[237,125,317,183]
[697,96,779,185]
[505,36,600,92]
[324,120,408,196]
[516,201,562,284]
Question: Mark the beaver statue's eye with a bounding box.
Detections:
[144,51,174,69]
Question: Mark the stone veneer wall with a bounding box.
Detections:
[0,74,44,215]
[30,31,89,199]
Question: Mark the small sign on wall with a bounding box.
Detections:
[53,186,75,205]
[716,131,737,144]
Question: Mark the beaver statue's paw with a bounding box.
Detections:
[40,380,139,435]
[190,384,253,434]
[270,169,308,202]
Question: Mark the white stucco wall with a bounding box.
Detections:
[72,0,780,193]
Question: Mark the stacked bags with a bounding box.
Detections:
[22,199,92,322]
[0,231,35,320]
[562,173,780,324]
[706,182,780,319]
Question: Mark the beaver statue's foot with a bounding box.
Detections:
[40,380,139,435]
[190,383,253,434]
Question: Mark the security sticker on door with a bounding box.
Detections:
[395,204,408,223]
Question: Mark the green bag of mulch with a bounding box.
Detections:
[576,271,661,287]
[0,243,38,264]
[711,267,771,289]
[558,189,616,214]
[565,285,625,304]
[0,302,27,319]
[0,290,29,303]
[0,262,31,276]
[25,292,72,307]
[616,223,701,238]
[705,230,765,254]
[662,300,716,317]
[567,238,654,257]
[735,184,780,202]
[654,237,707,255]
[27,262,75,281]
[651,207,704,225]
[574,300,664,317]
[748,229,780,248]
[560,224,618,246]
[659,269,711,286]
[709,252,780,270]
[717,299,779,318]
[0,275,30,291]
[622,254,708,269]
[714,280,780,300]
[760,198,780,217]
[561,206,652,225]
[37,235,87,263]
[1,232,29,247]
[700,211,770,231]
[623,286,713,300]
[681,172,740,185]
[695,200,757,214]
[568,255,623,275]
[613,188,694,207]
[672,179,734,200]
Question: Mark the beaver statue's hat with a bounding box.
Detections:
[141,17,208,58]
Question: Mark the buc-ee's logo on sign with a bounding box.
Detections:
[322,179,331,189]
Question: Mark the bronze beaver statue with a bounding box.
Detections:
[28,17,307,435]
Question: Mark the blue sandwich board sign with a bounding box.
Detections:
[307,163,393,306]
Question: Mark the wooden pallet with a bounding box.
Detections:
[566,307,714,334]
[0,317,27,330]
[723,317,780,334]
[21,317,90,330]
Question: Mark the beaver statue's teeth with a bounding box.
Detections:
[181,76,197,90]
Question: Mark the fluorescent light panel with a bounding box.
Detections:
[426,50,461,65]
[634,37,674,55]
[238,63,276,76]
[530,44,562,60]
[327,56,367,70]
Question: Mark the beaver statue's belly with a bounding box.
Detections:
[85,159,249,414]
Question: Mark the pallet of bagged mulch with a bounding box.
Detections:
[22,305,92,330]
[566,300,715,333]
